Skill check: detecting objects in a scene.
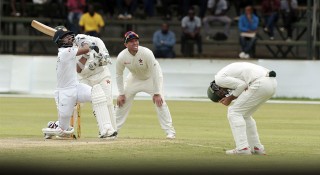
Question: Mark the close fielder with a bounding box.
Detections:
[207,62,277,155]
[42,29,117,139]
[115,31,176,139]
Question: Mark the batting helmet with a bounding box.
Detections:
[53,29,75,47]
[207,81,229,102]
[54,25,67,31]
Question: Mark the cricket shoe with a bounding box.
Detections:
[252,146,266,155]
[44,133,54,139]
[100,130,118,140]
[226,147,252,155]
[166,134,176,139]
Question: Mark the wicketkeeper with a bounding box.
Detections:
[207,62,277,155]
[73,32,117,138]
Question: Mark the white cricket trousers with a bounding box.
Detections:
[80,70,116,130]
[54,83,92,130]
[115,73,176,136]
[227,77,277,150]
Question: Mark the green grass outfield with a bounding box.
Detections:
[0,97,319,175]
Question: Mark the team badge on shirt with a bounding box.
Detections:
[139,58,143,65]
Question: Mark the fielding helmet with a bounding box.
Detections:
[207,81,229,102]
[53,29,75,48]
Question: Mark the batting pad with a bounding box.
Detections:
[91,84,116,137]
[99,80,117,130]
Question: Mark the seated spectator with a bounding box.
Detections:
[203,0,232,40]
[280,0,299,41]
[233,0,254,18]
[99,0,116,18]
[160,0,179,20]
[66,0,86,34]
[261,0,280,40]
[160,0,208,21]
[10,0,26,16]
[152,22,176,58]
[79,4,105,37]
[181,7,202,57]
[180,0,209,19]
[117,0,138,20]
[142,0,156,18]
[238,5,259,59]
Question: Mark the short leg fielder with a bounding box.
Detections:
[115,73,176,138]
[227,77,277,152]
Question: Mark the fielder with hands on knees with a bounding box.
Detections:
[207,62,277,155]
[42,29,117,139]
[115,31,176,139]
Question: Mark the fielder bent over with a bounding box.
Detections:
[207,62,277,155]
[115,31,176,139]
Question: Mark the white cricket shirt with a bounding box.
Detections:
[56,47,79,88]
[215,62,270,97]
[116,46,162,95]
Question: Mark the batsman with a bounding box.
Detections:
[42,29,117,139]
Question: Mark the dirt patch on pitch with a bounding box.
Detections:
[0,137,179,149]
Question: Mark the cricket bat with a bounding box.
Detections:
[31,20,56,37]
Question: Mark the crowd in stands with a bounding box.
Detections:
[6,0,306,59]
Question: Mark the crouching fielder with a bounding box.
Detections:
[42,29,117,139]
[115,31,176,139]
[207,62,277,155]
[74,33,117,137]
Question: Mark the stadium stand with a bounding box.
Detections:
[0,0,319,59]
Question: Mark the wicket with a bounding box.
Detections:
[70,103,81,139]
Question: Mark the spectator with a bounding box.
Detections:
[79,4,105,37]
[160,0,208,21]
[10,0,26,16]
[142,0,156,18]
[261,0,280,40]
[152,22,176,58]
[203,0,232,40]
[180,0,209,19]
[160,0,178,20]
[66,0,86,34]
[238,5,259,59]
[99,0,117,18]
[233,0,254,17]
[117,0,138,20]
[280,0,299,41]
[181,7,202,57]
